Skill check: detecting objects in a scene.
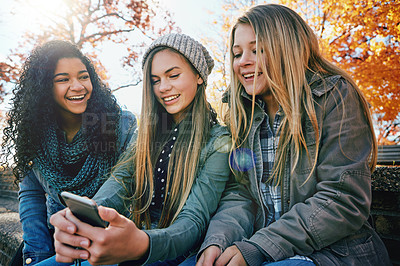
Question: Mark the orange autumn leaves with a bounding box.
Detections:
[0,0,399,143]
[0,0,176,94]
[204,0,399,144]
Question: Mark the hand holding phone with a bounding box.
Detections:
[60,191,108,228]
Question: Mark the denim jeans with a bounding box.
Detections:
[36,256,116,266]
[262,259,314,265]
[35,255,76,266]
[178,255,197,265]
[36,255,188,266]
[119,255,187,265]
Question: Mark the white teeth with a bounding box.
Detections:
[164,95,179,101]
[68,95,85,100]
[243,72,262,78]
[243,73,255,78]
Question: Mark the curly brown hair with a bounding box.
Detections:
[1,40,121,181]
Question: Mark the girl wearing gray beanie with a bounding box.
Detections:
[47,33,231,266]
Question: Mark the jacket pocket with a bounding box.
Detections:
[310,227,385,265]
[329,238,349,257]
[330,230,378,264]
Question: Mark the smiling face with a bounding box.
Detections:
[53,57,93,121]
[232,23,271,102]
[151,49,203,123]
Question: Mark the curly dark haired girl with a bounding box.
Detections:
[3,40,123,180]
[1,40,136,264]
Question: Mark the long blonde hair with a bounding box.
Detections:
[123,47,213,229]
[226,4,377,185]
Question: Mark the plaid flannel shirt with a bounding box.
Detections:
[259,105,282,226]
[258,101,313,263]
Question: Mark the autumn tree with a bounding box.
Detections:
[278,0,400,144]
[0,62,14,102]
[202,0,257,117]
[205,0,400,143]
[0,0,177,99]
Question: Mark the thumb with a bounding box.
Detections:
[98,206,126,227]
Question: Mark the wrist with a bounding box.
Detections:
[135,230,150,260]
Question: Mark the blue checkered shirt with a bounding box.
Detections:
[256,100,313,263]
[259,103,282,226]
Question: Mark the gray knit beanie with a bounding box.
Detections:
[142,33,214,85]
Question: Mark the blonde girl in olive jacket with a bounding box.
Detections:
[197,4,391,266]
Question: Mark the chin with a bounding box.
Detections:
[243,87,255,96]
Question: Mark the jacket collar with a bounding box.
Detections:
[307,71,341,97]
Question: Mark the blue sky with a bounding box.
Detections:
[0,0,224,115]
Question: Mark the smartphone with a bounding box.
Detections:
[60,191,108,228]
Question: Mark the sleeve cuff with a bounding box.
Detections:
[234,241,272,266]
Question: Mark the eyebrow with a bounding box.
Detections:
[151,66,180,77]
[232,40,256,48]
[53,70,88,79]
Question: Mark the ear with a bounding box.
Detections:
[197,74,204,85]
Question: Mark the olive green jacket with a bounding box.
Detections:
[199,73,390,265]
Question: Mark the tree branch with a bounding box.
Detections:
[91,12,131,23]
[111,80,142,93]
[83,28,136,42]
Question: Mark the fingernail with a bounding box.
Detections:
[80,253,89,259]
[80,240,89,248]
[67,226,75,233]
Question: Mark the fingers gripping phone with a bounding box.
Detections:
[60,191,108,228]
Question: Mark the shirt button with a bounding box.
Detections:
[25,258,33,264]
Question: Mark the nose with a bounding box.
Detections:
[239,50,254,67]
[70,79,85,91]
[159,79,172,93]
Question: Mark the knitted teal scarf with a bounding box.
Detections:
[35,123,115,197]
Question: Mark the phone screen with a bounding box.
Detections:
[60,191,108,228]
